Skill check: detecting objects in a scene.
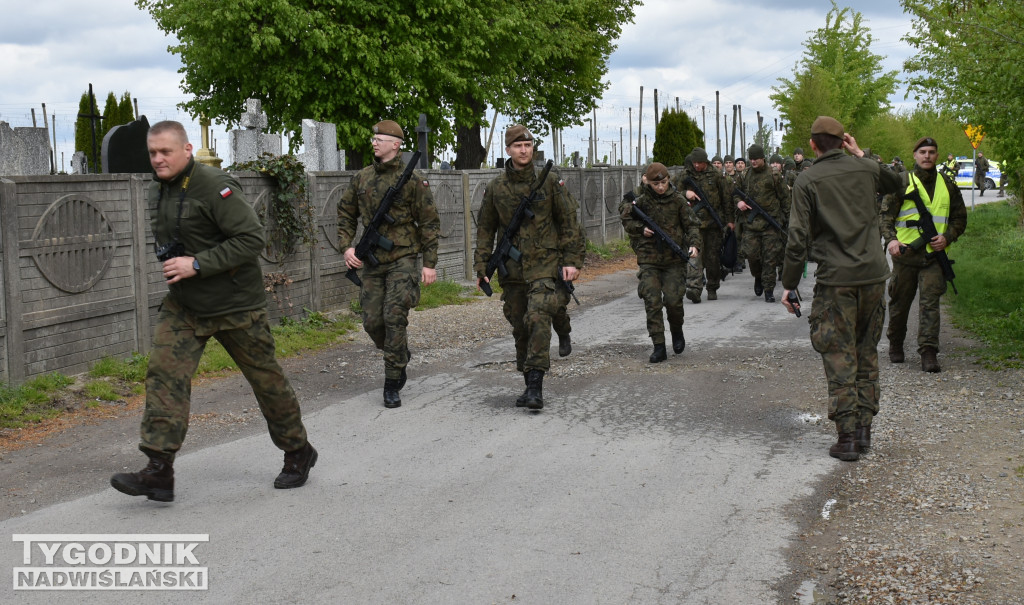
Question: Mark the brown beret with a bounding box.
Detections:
[372,120,404,140]
[691,148,709,163]
[505,124,533,147]
[645,162,669,182]
[811,116,844,138]
[914,136,938,151]
[748,144,765,160]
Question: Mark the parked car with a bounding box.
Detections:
[940,157,1002,189]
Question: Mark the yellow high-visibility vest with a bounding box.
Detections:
[895,174,951,253]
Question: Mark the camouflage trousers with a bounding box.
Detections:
[687,227,724,293]
[637,263,686,344]
[808,282,886,434]
[887,261,947,353]
[740,227,784,293]
[359,255,420,379]
[500,278,562,372]
[141,297,308,461]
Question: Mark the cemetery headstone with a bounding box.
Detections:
[101,116,152,173]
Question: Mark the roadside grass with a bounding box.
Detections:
[417,279,476,310]
[587,238,632,259]
[946,200,1024,369]
[0,311,359,429]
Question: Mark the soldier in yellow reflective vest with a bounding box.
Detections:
[880,137,968,373]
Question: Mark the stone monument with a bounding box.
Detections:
[195,117,223,168]
[101,116,152,173]
[229,99,281,164]
[298,119,343,171]
[0,121,52,176]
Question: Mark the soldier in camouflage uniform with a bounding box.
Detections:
[552,194,587,358]
[620,163,700,363]
[880,136,967,373]
[734,144,789,302]
[674,148,734,302]
[110,121,316,503]
[338,120,440,409]
[475,125,584,410]
[712,154,724,174]
[781,116,902,461]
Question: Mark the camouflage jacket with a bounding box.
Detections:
[734,163,790,232]
[337,155,440,268]
[672,165,735,230]
[619,182,700,266]
[475,162,585,283]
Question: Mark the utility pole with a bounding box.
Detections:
[637,86,644,166]
[731,105,737,158]
[738,105,745,154]
[628,108,633,166]
[654,89,659,130]
[715,91,721,158]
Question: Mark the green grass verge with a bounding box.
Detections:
[945,200,1024,368]
[0,373,75,428]
[417,279,476,310]
[586,238,632,259]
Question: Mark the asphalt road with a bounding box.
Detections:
[1,267,846,604]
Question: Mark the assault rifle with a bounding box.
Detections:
[682,176,725,230]
[558,266,580,305]
[479,159,554,296]
[733,187,785,234]
[345,151,423,287]
[901,185,958,295]
[624,191,697,269]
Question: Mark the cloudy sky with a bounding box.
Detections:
[0,0,916,171]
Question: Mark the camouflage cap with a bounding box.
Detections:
[372,120,404,140]
[691,148,710,163]
[914,136,938,151]
[793,147,804,155]
[769,154,784,165]
[505,124,533,147]
[748,144,765,160]
[723,154,734,162]
[811,116,844,138]
[712,155,723,163]
[645,162,669,182]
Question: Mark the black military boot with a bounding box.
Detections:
[671,327,685,354]
[558,333,572,357]
[921,347,941,373]
[516,372,530,407]
[686,289,701,304]
[111,456,174,502]
[523,369,544,410]
[274,442,318,489]
[707,288,718,301]
[754,277,763,296]
[829,432,860,462]
[383,378,402,408]
[764,289,775,303]
[889,342,905,363]
[649,342,667,363]
[855,425,872,453]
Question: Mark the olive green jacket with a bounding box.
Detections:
[337,155,440,268]
[782,149,902,289]
[149,158,267,317]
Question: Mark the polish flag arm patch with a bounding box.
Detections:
[220,187,233,198]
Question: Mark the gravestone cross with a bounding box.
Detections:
[77,83,104,173]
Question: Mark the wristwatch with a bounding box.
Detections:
[192,258,200,273]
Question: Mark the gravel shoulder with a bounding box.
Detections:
[1,254,1021,604]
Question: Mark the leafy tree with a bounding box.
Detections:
[770,1,899,153]
[135,0,638,169]
[75,89,102,173]
[99,92,120,150]
[652,109,703,167]
[900,0,1023,201]
[118,92,135,124]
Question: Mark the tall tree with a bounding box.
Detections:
[652,109,703,167]
[770,1,899,152]
[118,92,135,124]
[900,0,1023,197]
[75,89,102,173]
[136,0,638,169]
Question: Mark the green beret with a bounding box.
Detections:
[505,124,533,147]
[372,120,404,140]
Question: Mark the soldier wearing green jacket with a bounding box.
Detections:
[475,125,584,410]
[674,148,734,302]
[880,136,968,373]
[734,144,789,302]
[620,163,700,363]
[111,121,317,503]
[781,116,902,462]
[338,120,440,409]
